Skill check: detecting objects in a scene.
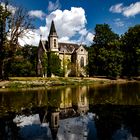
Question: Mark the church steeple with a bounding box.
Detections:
[49,20,58,37]
[48,20,59,52]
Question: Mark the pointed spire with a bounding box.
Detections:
[49,20,58,37]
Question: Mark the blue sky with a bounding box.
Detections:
[6,0,140,46]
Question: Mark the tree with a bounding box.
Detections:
[50,53,62,76]
[42,52,48,77]
[8,6,33,48]
[0,1,11,79]
[0,0,34,79]
[9,57,33,77]
[94,24,119,46]
[4,45,37,77]
[121,24,140,77]
[88,24,123,78]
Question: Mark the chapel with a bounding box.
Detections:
[37,20,88,77]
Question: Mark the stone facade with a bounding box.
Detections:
[37,21,88,77]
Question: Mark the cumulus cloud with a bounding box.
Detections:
[110,2,140,17]
[28,10,46,20]
[19,7,93,46]
[45,7,87,41]
[48,0,61,12]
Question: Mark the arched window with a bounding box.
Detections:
[80,57,84,67]
[54,39,56,47]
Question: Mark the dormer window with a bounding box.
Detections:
[54,39,56,47]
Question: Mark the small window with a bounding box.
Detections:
[54,39,56,48]
[80,57,84,67]
[81,49,83,52]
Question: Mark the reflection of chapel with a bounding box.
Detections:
[37,20,88,77]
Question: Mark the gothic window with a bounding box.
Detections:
[54,39,56,47]
[80,57,84,67]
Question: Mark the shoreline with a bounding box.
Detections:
[0,77,139,90]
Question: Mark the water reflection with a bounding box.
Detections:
[0,83,140,140]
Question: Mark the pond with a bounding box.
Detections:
[0,82,140,140]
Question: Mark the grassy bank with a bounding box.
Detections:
[0,77,138,89]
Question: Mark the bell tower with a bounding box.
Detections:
[48,20,59,52]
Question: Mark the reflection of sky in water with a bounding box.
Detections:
[112,125,139,140]
[13,113,98,140]
[14,113,139,140]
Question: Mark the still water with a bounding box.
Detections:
[0,82,140,140]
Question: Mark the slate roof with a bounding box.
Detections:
[40,40,80,54]
[58,42,79,54]
[40,40,48,51]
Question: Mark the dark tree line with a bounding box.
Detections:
[88,24,140,78]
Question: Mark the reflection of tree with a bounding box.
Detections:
[88,83,140,105]
[47,89,61,108]
[0,90,49,115]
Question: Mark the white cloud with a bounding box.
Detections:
[86,32,94,44]
[79,29,88,36]
[46,7,87,39]
[59,37,70,42]
[48,0,61,12]
[18,7,93,46]
[109,3,123,13]
[28,10,46,20]
[18,29,41,46]
[123,2,140,17]
[114,18,124,27]
[110,2,140,17]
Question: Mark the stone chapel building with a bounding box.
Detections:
[37,21,88,77]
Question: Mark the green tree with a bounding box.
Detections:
[8,56,33,76]
[47,53,62,77]
[42,52,48,77]
[121,24,140,77]
[94,24,119,46]
[88,24,123,78]
[4,45,38,77]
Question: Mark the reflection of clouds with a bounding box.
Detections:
[13,112,97,140]
[57,113,97,140]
